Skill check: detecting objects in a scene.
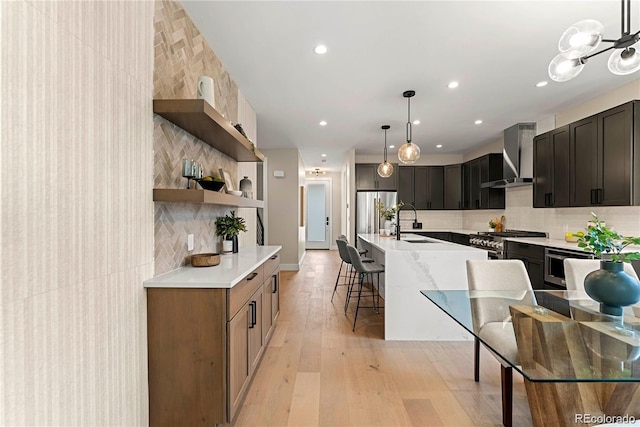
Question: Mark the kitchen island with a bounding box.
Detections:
[357,233,487,340]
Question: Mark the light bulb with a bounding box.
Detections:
[398,142,420,164]
[558,19,603,59]
[377,161,394,178]
[548,53,584,82]
[608,45,640,75]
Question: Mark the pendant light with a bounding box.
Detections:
[377,125,394,178]
[397,90,421,164]
[548,0,640,82]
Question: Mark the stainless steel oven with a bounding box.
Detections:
[544,247,594,287]
[469,230,547,260]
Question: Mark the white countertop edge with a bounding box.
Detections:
[358,233,487,254]
[144,245,282,289]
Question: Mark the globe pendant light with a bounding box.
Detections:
[397,90,420,164]
[377,125,394,178]
[549,0,640,82]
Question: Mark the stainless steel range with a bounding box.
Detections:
[469,230,548,259]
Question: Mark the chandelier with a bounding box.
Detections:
[377,125,394,178]
[397,90,421,164]
[549,0,640,82]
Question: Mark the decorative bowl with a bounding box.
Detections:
[196,179,225,191]
[228,190,243,196]
[191,253,220,267]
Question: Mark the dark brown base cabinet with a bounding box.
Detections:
[534,100,640,208]
[147,252,281,426]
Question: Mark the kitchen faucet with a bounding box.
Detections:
[396,204,418,240]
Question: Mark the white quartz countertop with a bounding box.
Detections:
[144,245,282,289]
[358,233,486,254]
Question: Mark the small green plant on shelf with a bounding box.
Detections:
[214,211,247,239]
[573,212,640,263]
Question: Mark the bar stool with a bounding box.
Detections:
[345,244,384,331]
[333,238,373,303]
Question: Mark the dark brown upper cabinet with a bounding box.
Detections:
[533,125,570,208]
[355,163,398,191]
[398,166,444,209]
[570,101,638,206]
[444,164,462,210]
[463,153,505,210]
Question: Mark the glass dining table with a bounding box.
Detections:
[421,290,640,427]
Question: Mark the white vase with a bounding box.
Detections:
[222,239,233,253]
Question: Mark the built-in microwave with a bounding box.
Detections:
[544,247,595,288]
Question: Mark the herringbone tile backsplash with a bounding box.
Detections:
[153,0,244,275]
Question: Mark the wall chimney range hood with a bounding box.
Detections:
[481,123,537,189]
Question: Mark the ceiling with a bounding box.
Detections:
[182,1,640,171]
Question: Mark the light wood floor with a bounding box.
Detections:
[234,250,533,426]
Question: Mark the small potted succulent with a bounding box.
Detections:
[573,212,640,315]
[215,211,247,253]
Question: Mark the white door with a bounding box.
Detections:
[306,179,331,249]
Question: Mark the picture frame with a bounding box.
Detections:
[219,168,235,192]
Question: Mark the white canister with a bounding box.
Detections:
[197,76,215,107]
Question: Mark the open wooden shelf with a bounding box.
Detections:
[153,99,264,162]
[153,189,265,208]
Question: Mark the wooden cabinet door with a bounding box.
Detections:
[271,272,280,321]
[599,102,633,206]
[228,305,250,420]
[413,166,429,209]
[248,286,264,375]
[444,164,462,210]
[262,279,273,342]
[570,115,598,206]
[533,132,551,207]
[356,164,376,190]
[377,166,398,190]
[427,166,444,209]
[398,167,414,205]
[551,126,571,207]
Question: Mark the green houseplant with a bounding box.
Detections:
[375,200,404,221]
[573,213,640,315]
[215,211,247,253]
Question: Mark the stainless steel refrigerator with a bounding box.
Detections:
[356,191,398,235]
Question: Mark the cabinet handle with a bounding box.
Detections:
[550,193,554,206]
[590,189,596,204]
[246,272,258,281]
[270,255,278,260]
[249,301,256,328]
[544,193,549,206]
[272,276,278,294]
[597,188,603,204]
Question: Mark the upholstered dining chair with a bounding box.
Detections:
[466,259,537,427]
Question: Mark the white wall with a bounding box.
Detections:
[264,149,305,269]
[1,1,154,424]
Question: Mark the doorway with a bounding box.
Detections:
[306,179,331,249]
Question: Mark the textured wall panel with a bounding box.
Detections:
[0,1,154,425]
[153,0,251,275]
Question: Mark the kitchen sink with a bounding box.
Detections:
[402,239,436,243]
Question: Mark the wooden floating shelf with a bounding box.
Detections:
[153,189,264,208]
[153,99,264,162]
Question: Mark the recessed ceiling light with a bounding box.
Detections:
[474,119,483,125]
[448,81,459,89]
[321,153,327,157]
[536,81,548,87]
[319,120,327,126]
[436,144,443,148]
[389,145,395,149]
[413,120,420,125]
[314,45,327,55]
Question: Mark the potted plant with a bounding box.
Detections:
[215,211,247,253]
[375,200,404,234]
[573,212,640,315]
